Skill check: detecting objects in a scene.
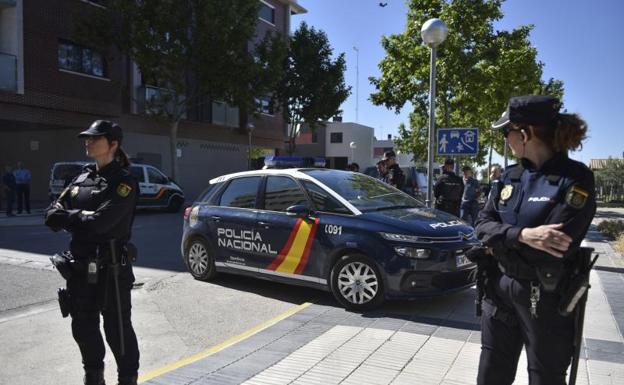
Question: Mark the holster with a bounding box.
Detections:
[558,247,596,317]
[57,288,71,318]
[535,263,564,293]
[49,251,75,281]
[124,242,138,263]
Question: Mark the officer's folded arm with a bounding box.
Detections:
[66,181,137,235]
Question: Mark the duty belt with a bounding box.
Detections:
[496,260,538,281]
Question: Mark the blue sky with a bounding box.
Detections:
[294,0,624,165]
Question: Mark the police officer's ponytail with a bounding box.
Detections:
[553,113,588,152]
[532,113,588,153]
[115,147,131,169]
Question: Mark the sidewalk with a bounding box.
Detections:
[0,208,46,227]
[141,227,624,385]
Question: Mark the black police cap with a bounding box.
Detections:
[382,150,396,160]
[492,95,561,129]
[78,120,123,142]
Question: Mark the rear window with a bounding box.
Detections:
[130,166,144,182]
[52,164,86,181]
[219,177,260,209]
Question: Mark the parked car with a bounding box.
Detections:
[181,163,478,310]
[49,161,185,212]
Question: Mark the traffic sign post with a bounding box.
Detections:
[437,128,479,156]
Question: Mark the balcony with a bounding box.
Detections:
[0,52,17,92]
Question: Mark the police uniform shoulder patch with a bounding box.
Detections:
[117,183,132,198]
[565,185,589,209]
[500,185,513,201]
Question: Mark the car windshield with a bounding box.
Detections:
[302,169,423,212]
[52,164,86,181]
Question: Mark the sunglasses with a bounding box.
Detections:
[503,126,522,138]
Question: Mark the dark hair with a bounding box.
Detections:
[105,136,131,169]
[528,113,588,152]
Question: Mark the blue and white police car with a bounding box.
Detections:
[181,157,479,310]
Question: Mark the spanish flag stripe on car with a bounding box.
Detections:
[267,218,319,274]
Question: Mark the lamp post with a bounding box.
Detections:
[421,18,448,208]
[246,122,255,170]
[349,141,357,164]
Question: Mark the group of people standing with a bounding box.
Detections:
[2,161,32,217]
[433,158,503,227]
[375,150,406,189]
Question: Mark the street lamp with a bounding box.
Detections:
[246,122,255,170]
[349,141,357,164]
[421,18,448,208]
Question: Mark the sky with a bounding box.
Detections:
[294,0,624,166]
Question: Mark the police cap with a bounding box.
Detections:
[78,120,123,143]
[492,95,561,129]
[444,158,455,166]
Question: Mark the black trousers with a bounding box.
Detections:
[68,261,140,379]
[16,183,30,213]
[477,274,574,385]
[5,188,15,214]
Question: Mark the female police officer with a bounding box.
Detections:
[45,120,139,385]
[475,95,596,385]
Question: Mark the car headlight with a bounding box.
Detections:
[379,232,421,243]
[394,246,430,259]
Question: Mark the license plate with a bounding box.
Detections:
[456,254,471,267]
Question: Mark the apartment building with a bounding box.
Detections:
[0,0,306,201]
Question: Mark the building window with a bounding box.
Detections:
[311,132,318,143]
[259,1,275,24]
[58,40,106,78]
[330,132,343,143]
[212,101,240,128]
[256,96,274,115]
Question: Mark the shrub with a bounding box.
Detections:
[615,234,624,254]
[597,220,624,240]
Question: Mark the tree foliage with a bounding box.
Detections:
[370,0,564,166]
[76,0,287,178]
[277,22,351,154]
[595,158,624,202]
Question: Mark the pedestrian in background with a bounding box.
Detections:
[460,165,480,226]
[475,95,596,385]
[434,158,464,216]
[376,159,388,183]
[484,165,502,199]
[349,162,360,173]
[382,151,405,189]
[45,120,140,385]
[14,161,31,214]
[2,165,16,217]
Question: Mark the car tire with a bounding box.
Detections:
[184,237,217,281]
[167,196,184,213]
[330,253,385,311]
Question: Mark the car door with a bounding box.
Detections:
[256,175,323,283]
[142,166,170,207]
[213,176,263,269]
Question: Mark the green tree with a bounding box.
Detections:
[76,0,287,179]
[370,0,564,170]
[595,158,624,202]
[277,22,351,155]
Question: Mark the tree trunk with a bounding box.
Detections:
[169,120,179,180]
[487,132,494,183]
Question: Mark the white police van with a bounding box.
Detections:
[49,162,185,212]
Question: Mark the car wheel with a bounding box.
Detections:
[330,254,385,311]
[167,196,184,213]
[184,237,217,281]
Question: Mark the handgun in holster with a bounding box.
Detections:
[465,246,493,317]
[57,288,71,318]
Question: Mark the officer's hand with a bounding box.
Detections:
[518,223,573,258]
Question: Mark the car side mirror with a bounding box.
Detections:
[286,204,311,218]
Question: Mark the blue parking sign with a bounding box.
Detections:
[437,128,479,156]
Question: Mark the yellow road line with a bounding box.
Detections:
[138,301,314,384]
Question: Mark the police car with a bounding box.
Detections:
[49,161,185,212]
[181,157,478,310]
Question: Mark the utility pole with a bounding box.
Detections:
[353,46,359,123]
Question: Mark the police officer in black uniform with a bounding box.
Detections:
[383,150,405,189]
[45,120,140,385]
[475,96,596,385]
[434,158,464,216]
